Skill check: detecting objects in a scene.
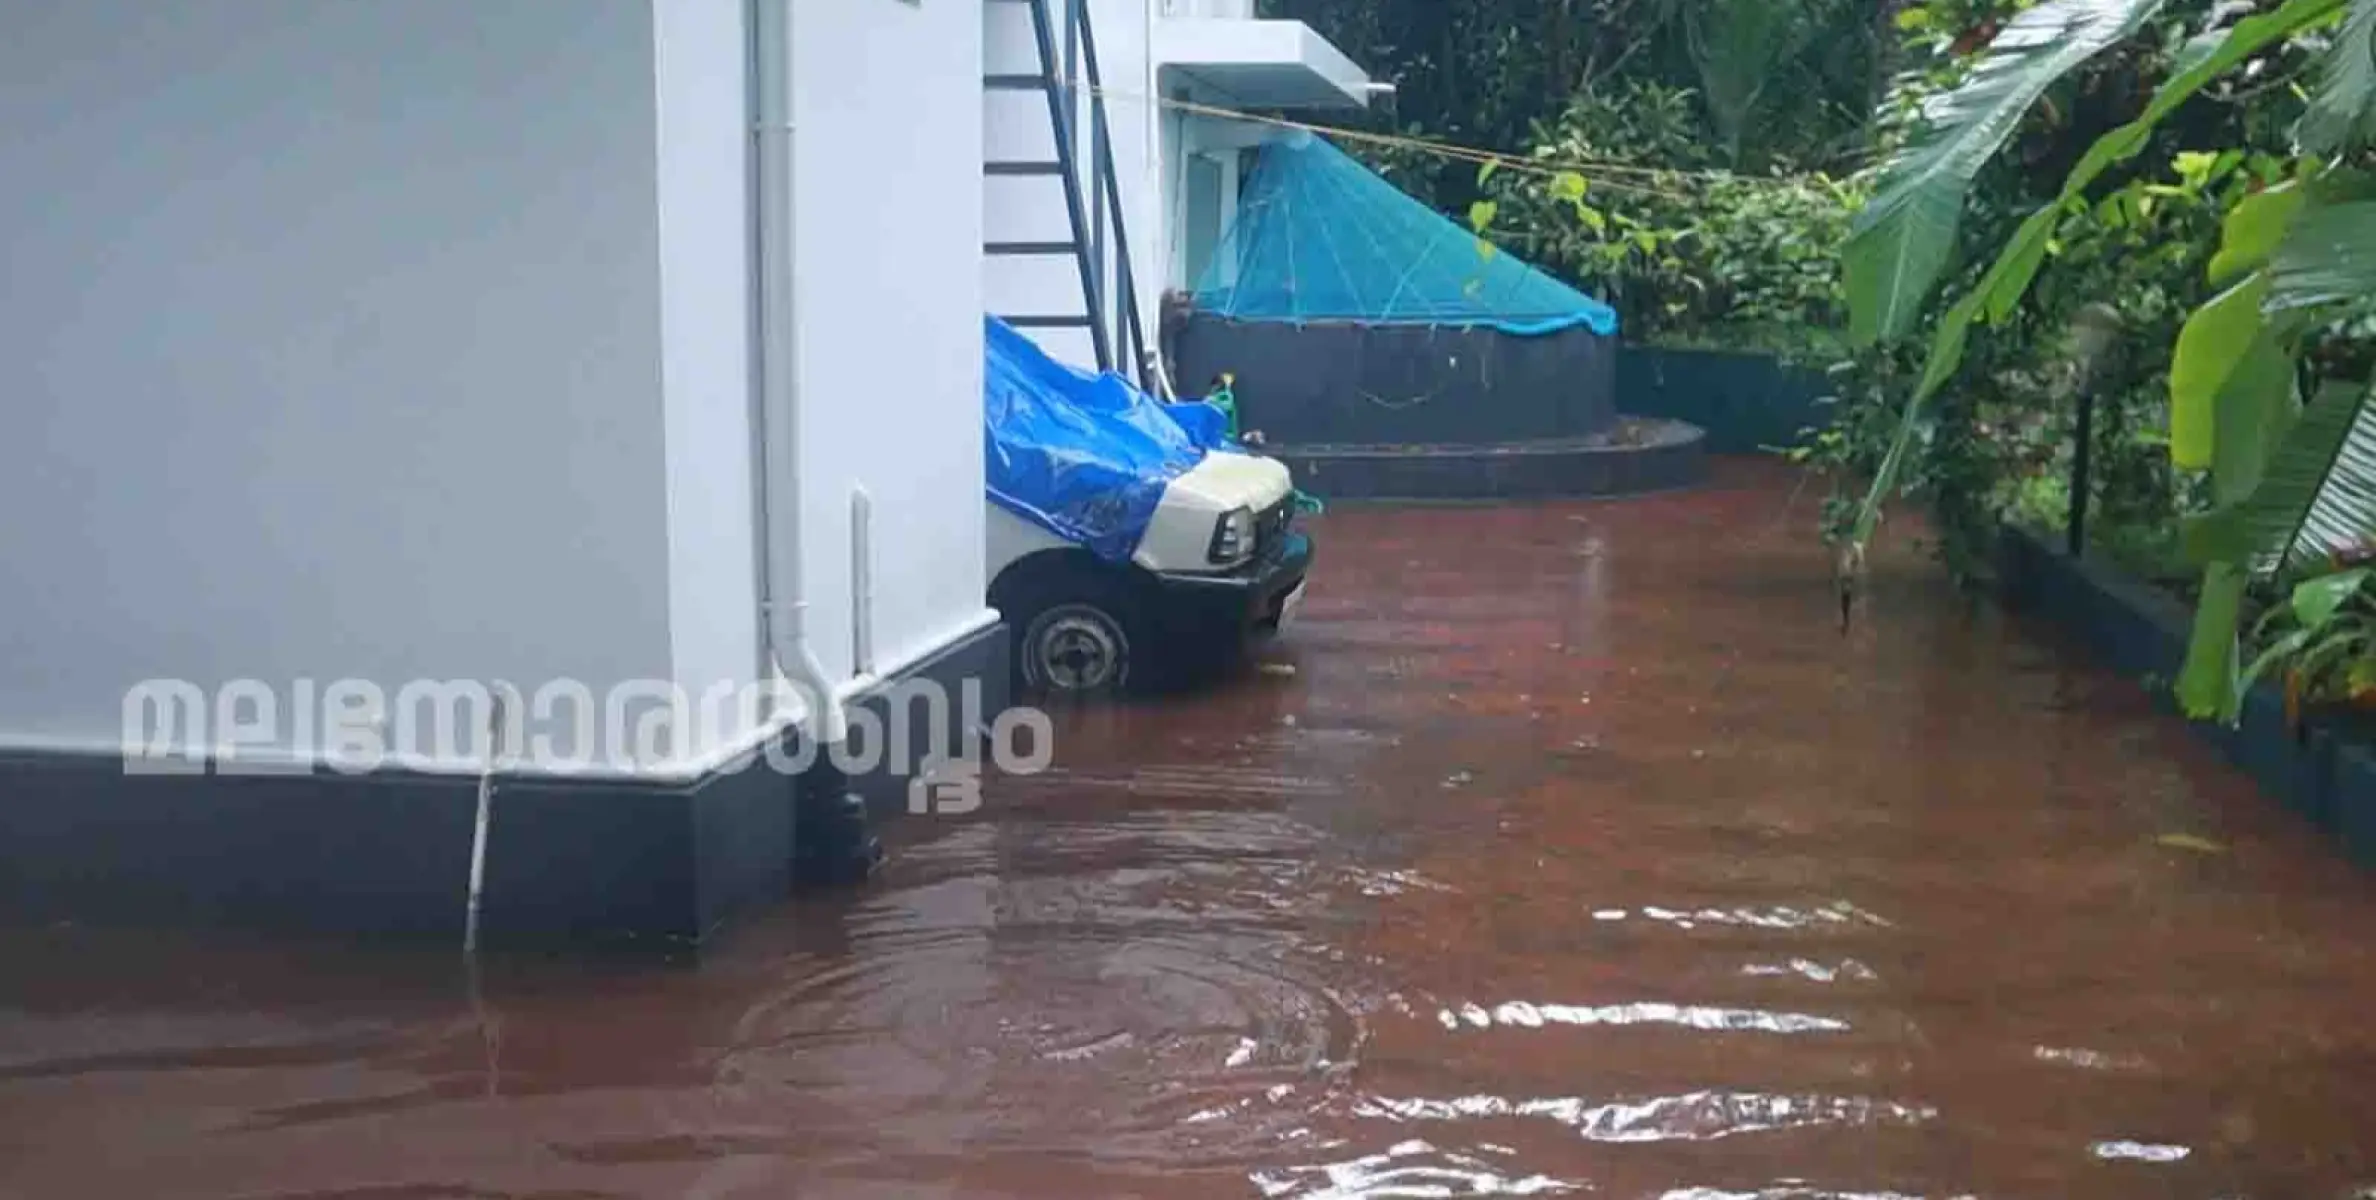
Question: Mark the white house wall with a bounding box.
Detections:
[653,0,764,763]
[0,0,995,779]
[786,0,993,698]
[0,0,677,770]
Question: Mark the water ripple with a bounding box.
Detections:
[1252,1139,1577,1198]
[2091,1140,2192,1163]
[1356,1091,1936,1143]
[1435,1001,1852,1034]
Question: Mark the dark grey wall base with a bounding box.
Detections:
[1997,525,2376,867]
[1617,345,1834,455]
[1274,421,1706,502]
[1173,316,1619,446]
[0,620,1009,950]
[840,621,1012,823]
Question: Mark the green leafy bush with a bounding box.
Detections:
[1477,82,1868,357]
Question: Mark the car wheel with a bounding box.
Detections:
[1019,601,1132,697]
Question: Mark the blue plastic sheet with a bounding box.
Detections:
[984,316,1235,563]
[1163,395,1234,449]
[1189,130,1620,337]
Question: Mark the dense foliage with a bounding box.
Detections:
[1259,0,1885,356]
[1827,0,2376,722]
[1476,83,1867,350]
[1260,0,1893,187]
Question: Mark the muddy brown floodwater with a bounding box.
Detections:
[7,460,2376,1199]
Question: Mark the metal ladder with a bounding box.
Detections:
[984,0,1151,389]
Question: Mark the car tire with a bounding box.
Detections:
[994,559,1147,700]
[1019,600,1134,697]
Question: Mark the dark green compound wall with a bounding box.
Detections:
[1616,346,1835,455]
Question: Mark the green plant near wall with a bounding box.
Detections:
[1795,146,2252,582]
[1829,0,2376,722]
[2238,557,2376,720]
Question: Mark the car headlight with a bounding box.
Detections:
[1208,506,1256,564]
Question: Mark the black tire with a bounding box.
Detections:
[993,557,1148,700]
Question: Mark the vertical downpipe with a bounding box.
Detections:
[743,0,779,696]
[752,0,879,884]
[463,694,509,955]
[750,0,844,744]
[1146,0,1162,371]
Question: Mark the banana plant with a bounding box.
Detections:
[2156,0,2376,720]
[2168,175,2376,719]
[1843,0,2169,348]
[1836,0,2357,559]
[1834,0,2376,656]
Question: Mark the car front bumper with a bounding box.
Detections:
[1150,530,1315,640]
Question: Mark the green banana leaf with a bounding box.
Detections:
[2266,199,2376,314]
[2301,0,2376,153]
[2294,566,2373,628]
[2210,328,2301,506]
[2169,275,2273,470]
[2273,381,2376,573]
[2183,382,2376,576]
[1842,0,2166,347]
[2206,180,2306,286]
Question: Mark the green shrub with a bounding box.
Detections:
[1477,81,1868,359]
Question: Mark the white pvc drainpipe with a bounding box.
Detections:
[851,487,875,677]
[463,694,508,955]
[750,0,850,749]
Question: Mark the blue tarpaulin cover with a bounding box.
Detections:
[1189,130,1620,337]
[984,316,1234,563]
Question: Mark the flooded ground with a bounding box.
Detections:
[6,460,2376,1199]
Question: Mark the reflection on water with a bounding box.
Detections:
[2090,1140,2192,1163]
[1355,1091,1937,1142]
[1252,1139,1578,1198]
[1434,1001,1853,1034]
[1740,959,1879,983]
[6,464,2376,1198]
[2032,1045,2146,1072]
[1652,1190,1967,1200]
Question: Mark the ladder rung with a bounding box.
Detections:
[999,315,1094,329]
[985,161,1066,177]
[984,74,1047,91]
[986,241,1079,256]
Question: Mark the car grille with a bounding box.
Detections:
[1253,498,1294,559]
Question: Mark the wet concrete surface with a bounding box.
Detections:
[7,459,2376,1198]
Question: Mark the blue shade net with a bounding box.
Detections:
[984,316,1236,563]
[1189,130,1619,337]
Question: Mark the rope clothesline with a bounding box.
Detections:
[1078,82,1847,203]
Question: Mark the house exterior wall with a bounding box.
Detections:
[655,0,768,767]
[0,0,676,770]
[785,0,991,700]
[984,0,1167,375]
[0,0,993,779]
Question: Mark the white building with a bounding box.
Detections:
[0,0,1366,945]
[984,0,1373,380]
